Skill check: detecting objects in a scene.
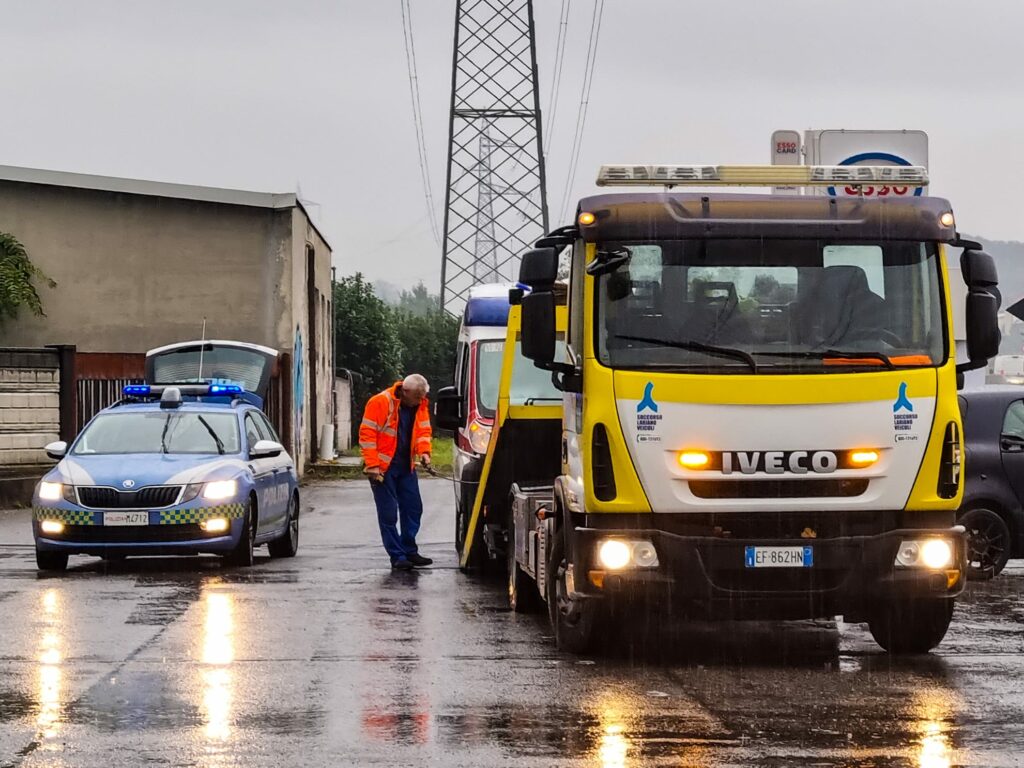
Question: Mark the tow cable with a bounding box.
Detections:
[423,466,481,485]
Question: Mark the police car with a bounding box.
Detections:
[32,382,299,571]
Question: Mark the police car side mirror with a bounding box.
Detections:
[44,441,67,461]
[251,440,284,459]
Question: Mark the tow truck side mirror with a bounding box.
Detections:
[960,249,1001,371]
[519,247,558,290]
[433,386,463,433]
[521,291,556,364]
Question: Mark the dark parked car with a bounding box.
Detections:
[959,387,1024,579]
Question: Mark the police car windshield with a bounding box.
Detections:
[73,412,241,455]
[477,339,565,417]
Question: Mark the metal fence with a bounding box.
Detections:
[75,377,144,433]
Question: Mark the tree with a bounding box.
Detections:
[333,274,402,420]
[394,284,459,393]
[0,232,54,323]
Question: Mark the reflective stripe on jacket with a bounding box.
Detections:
[359,381,432,472]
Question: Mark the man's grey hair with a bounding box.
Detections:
[402,373,429,394]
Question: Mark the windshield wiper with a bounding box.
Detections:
[160,415,173,454]
[756,349,895,370]
[614,334,757,372]
[196,415,226,454]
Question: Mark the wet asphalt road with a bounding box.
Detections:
[1,478,1024,767]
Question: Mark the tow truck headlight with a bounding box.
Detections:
[40,520,65,535]
[895,538,954,569]
[597,539,660,570]
[203,480,238,501]
[38,481,63,501]
[468,420,492,454]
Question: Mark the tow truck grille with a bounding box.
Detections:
[688,479,868,499]
[77,486,183,509]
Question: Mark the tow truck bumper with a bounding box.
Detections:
[571,525,967,622]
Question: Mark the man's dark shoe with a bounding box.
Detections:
[408,553,433,567]
[391,559,414,571]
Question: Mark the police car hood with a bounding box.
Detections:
[48,453,248,488]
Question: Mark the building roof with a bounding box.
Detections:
[0,164,331,249]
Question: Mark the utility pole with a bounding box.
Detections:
[440,0,548,315]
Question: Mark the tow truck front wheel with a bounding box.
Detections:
[546,532,599,653]
[868,598,955,654]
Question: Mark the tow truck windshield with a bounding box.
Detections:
[73,412,241,455]
[596,239,945,373]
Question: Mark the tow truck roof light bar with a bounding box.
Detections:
[595,164,929,188]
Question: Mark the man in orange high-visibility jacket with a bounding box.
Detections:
[360,374,433,570]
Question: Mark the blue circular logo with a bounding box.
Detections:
[827,151,924,198]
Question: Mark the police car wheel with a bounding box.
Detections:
[268,494,299,558]
[36,549,68,572]
[224,498,256,567]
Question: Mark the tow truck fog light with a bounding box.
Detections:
[849,450,879,467]
[940,211,956,228]
[896,541,921,567]
[895,539,954,569]
[597,539,659,570]
[200,517,230,533]
[598,540,632,570]
[578,211,596,226]
[921,539,954,569]
[678,451,710,469]
[40,520,65,535]
[632,541,660,568]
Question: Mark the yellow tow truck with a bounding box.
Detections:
[435,164,1001,654]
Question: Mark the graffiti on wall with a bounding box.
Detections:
[293,325,304,461]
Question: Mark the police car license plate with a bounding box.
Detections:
[745,545,813,568]
[103,512,149,526]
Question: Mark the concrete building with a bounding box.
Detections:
[0,165,335,473]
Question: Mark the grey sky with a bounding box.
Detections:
[1,0,1021,292]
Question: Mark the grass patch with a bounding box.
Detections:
[308,437,454,482]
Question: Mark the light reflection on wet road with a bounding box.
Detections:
[0,478,1022,766]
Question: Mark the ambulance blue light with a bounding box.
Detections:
[208,384,243,395]
[123,385,151,396]
[464,296,511,327]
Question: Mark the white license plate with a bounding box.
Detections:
[745,545,813,568]
[103,511,150,526]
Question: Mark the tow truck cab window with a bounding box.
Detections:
[596,239,945,373]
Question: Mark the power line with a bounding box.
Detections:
[558,0,605,224]
[400,0,442,246]
[543,0,571,159]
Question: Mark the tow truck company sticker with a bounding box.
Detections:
[636,381,662,443]
[893,381,919,442]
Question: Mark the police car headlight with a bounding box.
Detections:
[38,482,63,501]
[203,480,238,500]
